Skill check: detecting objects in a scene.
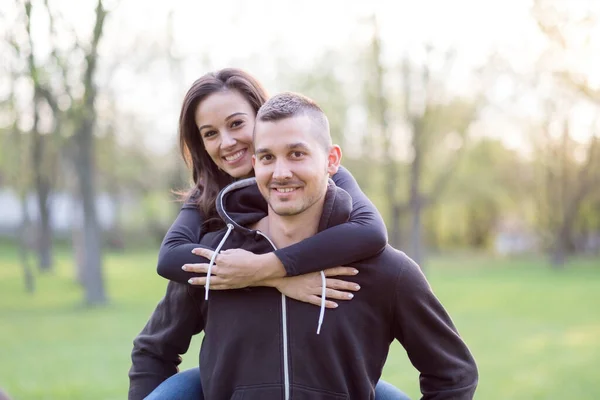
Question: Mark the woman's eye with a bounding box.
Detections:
[231,120,244,128]
[203,130,217,138]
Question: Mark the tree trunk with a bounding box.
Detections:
[390,204,402,249]
[34,173,53,271]
[25,1,54,272]
[75,0,108,306]
[31,94,53,273]
[550,224,569,268]
[409,145,424,267]
[18,193,35,293]
[76,119,106,305]
[73,221,86,285]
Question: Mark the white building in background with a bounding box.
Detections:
[493,216,539,255]
[0,188,116,237]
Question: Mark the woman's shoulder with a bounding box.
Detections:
[180,187,203,211]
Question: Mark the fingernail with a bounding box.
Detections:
[182,265,187,271]
[353,269,359,274]
[191,249,196,254]
[188,278,194,284]
[333,303,338,308]
[347,293,354,299]
[355,285,360,290]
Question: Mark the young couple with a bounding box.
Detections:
[128,69,478,399]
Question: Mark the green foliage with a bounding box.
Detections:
[279,50,349,146]
[423,138,534,250]
[1,244,599,399]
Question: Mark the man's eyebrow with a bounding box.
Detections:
[255,142,311,155]
[287,142,310,151]
[255,147,270,155]
[198,112,247,132]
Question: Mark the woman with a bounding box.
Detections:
[147,68,409,400]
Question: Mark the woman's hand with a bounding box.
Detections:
[184,248,286,289]
[269,266,360,309]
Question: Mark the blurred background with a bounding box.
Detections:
[1,0,599,399]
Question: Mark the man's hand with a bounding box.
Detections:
[183,248,286,289]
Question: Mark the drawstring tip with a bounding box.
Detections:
[316,270,327,335]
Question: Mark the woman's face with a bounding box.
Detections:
[195,89,256,178]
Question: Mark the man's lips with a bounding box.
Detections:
[272,187,297,193]
[269,183,303,195]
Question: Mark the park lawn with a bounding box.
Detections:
[0,244,599,400]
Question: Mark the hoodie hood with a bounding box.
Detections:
[205,177,354,334]
[216,177,353,234]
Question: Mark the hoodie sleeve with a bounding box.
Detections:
[273,166,387,276]
[392,254,478,399]
[156,203,213,283]
[128,282,204,400]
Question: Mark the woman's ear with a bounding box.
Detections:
[327,145,342,176]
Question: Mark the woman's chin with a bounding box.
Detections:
[226,164,254,179]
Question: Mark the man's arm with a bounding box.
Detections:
[128,281,204,400]
[392,252,478,400]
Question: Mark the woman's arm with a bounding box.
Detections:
[273,166,387,276]
[156,203,212,283]
[184,264,361,308]
[161,166,385,283]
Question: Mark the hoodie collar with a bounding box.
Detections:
[216,177,352,235]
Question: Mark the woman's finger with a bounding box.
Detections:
[192,247,216,261]
[308,295,338,309]
[323,266,359,277]
[188,277,206,285]
[188,276,226,286]
[323,288,355,301]
[325,278,361,292]
[182,263,210,273]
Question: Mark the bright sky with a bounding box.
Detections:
[2,0,599,153]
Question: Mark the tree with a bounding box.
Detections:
[0,73,36,292]
[19,0,60,272]
[72,0,108,304]
[531,0,600,266]
[364,16,478,266]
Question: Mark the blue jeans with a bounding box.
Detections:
[145,367,410,399]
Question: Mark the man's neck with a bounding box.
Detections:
[257,199,325,249]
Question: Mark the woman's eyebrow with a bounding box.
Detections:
[198,112,248,132]
[225,112,248,122]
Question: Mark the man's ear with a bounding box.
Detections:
[327,145,342,176]
[252,154,257,168]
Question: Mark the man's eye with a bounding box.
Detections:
[291,151,305,158]
[260,155,273,162]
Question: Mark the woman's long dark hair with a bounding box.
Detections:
[178,68,268,223]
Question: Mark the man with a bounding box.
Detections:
[129,92,478,399]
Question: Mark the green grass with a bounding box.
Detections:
[1,244,599,399]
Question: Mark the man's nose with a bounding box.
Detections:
[273,159,293,180]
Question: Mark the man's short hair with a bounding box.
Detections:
[255,92,332,150]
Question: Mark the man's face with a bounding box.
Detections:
[252,115,337,217]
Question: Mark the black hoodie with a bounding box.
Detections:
[129,179,478,400]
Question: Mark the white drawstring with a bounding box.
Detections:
[316,270,326,334]
[205,223,234,300]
